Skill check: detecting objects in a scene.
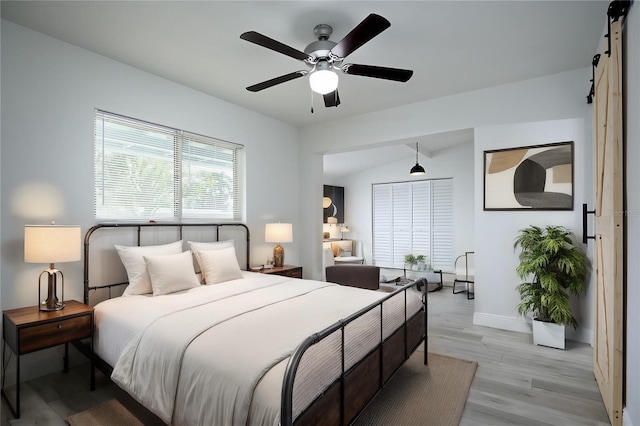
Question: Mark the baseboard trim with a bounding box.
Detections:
[473,312,593,345]
[473,312,531,333]
[624,407,635,426]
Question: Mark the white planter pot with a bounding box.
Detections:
[532,318,565,349]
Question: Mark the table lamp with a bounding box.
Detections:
[24,224,81,311]
[265,223,293,267]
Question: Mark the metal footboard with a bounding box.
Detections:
[281,281,427,426]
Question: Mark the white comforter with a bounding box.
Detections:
[98,273,421,425]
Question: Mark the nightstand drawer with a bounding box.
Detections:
[278,268,302,278]
[19,315,92,354]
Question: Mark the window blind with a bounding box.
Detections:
[94,110,243,220]
[372,178,453,270]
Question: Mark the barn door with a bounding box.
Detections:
[593,19,624,426]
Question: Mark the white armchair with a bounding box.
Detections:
[323,240,364,265]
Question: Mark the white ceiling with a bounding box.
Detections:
[1,1,607,178]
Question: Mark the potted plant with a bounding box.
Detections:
[415,254,428,271]
[514,225,587,349]
[404,254,417,270]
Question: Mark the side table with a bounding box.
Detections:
[1,300,94,418]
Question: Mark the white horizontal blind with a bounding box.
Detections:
[181,132,240,219]
[372,179,453,270]
[94,110,243,220]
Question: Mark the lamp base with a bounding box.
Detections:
[273,244,284,268]
[39,267,65,311]
[40,301,65,311]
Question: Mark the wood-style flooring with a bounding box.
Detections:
[1,284,609,425]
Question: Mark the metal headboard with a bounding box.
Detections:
[83,222,250,305]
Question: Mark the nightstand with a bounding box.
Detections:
[259,265,303,279]
[1,300,94,418]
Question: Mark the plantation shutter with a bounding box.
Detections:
[412,181,431,266]
[431,179,454,270]
[372,184,393,266]
[372,178,453,270]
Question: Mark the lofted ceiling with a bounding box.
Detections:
[1,1,608,178]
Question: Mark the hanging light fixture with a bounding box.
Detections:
[410,142,425,175]
[309,60,339,95]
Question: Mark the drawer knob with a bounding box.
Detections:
[57,324,62,329]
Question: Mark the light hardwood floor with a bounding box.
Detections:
[2,284,609,425]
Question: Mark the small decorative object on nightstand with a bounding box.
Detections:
[259,265,302,279]
[1,300,94,419]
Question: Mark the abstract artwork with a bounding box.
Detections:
[323,185,344,223]
[483,141,574,210]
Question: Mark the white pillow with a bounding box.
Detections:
[199,246,243,285]
[144,251,201,296]
[115,240,183,296]
[188,239,235,281]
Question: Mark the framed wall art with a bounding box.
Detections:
[323,185,344,223]
[483,141,574,211]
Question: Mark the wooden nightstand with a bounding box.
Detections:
[1,300,94,418]
[260,265,303,279]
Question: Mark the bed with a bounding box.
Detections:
[81,223,427,426]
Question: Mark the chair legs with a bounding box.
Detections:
[453,279,474,299]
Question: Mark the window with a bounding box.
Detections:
[372,179,453,270]
[94,110,243,220]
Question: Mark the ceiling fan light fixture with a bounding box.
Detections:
[309,62,338,95]
[409,142,426,175]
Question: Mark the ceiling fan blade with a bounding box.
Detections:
[330,14,390,59]
[323,90,341,108]
[343,64,413,82]
[240,31,310,61]
[246,71,306,92]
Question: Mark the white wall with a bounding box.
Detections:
[473,119,592,344]
[331,140,474,268]
[1,20,302,380]
[623,4,639,426]
[300,69,592,282]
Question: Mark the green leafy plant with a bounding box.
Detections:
[404,254,417,266]
[514,225,587,329]
[415,254,426,262]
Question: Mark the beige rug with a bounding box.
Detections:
[67,399,143,426]
[354,352,477,425]
[67,352,476,426]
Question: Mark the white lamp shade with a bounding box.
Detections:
[265,223,293,243]
[24,225,81,263]
[309,69,339,95]
[322,197,332,208]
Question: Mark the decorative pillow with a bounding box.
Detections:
[115,240,183,296]
[144,251,200,296]
[199,246,243,285]
[188,239,235,281]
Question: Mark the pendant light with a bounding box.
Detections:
[409,142,425,175]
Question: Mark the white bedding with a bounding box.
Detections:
[94,272,422,425]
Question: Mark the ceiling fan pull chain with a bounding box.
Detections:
[310,89,314,113]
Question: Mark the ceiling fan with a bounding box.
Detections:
[240,14,414,108]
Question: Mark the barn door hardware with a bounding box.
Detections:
[583,203,596,244]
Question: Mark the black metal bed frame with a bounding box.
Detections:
[82,222,427,426]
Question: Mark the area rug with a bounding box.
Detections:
[354,351,477,426]
[67,352,476,426]
[67,399,143,426]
